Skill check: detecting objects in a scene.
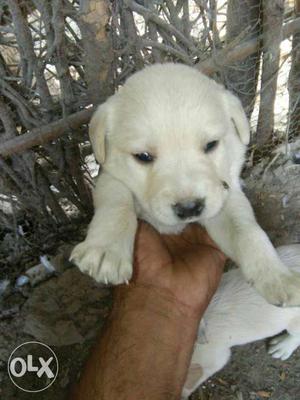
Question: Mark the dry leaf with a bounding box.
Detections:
[257,390,271,398]
[280,371,286,381]
[217,378,228,386]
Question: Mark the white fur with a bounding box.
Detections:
[70,63,300,306]
[182,244,300,399]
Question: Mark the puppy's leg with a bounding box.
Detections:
[182,344,231,399]
[205,190,300,306]
[268,316,300,360]
[70,172,137,284]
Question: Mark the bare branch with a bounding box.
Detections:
[6,0,54,112]
[256,0,285,145]
[0,108,94,158]
[197,17,300,75]
[125,0,197,54]
[0,97,16,138]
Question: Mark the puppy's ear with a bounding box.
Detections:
[89,96,115,164]
[223,90,250,145]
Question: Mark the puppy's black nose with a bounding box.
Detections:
[172,198,205,220]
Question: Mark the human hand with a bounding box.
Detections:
[71,223,226,400]
[132,221,226,316]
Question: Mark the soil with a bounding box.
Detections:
[0,147,300,400]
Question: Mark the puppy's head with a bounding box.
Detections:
[90,64,250,232]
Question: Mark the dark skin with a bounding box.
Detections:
[71,222,226,400]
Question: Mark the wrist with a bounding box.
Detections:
[108,284,202,399]
[73,282,205,400]
[114,283,205,324]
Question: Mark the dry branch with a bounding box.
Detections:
[7,0,54,113]
[197,17,300,76]
[288,0,300,138]
[125,0,197,54]
[225,0,261,117]
[0,108,94,158]
[0,97,16,139]
[256,0,285,145]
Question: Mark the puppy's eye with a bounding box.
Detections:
[133,152,154,163]
[204,140,219,153]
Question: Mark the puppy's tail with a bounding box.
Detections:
[277,244,300,271]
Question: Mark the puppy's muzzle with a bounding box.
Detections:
[172,198,205,220]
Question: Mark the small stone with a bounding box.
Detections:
[40,255,56,273]
[25,262,55,286]
[15,275,30,287]
[282,194,289,208]
[292,151,300,164]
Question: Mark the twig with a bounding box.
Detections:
[263,153,280,180]
[126,0,197,54]
[0,97,16,138]
[141,39,192,64]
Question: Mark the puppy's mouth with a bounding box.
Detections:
[152,208,203,229]
[180,215,202,223]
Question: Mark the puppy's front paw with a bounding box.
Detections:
[254,271,300,307]
[268,333,300,360]
[70,241,132,285]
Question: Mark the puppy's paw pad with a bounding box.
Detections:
[268,333,300,360]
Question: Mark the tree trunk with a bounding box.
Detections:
[79,0,114,105]
[256,0,285,146]
[288,0,300,140]
[224,0,262,119]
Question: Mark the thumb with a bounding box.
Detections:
[133,221,171,279]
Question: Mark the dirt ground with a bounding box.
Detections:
[0,145,300,400]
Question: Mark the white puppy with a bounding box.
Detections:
[182,244,300,399]
[70,63,300,306]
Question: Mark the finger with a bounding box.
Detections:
[181,224,221,248]
[133,221,171,276]
[162,224,222,254]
